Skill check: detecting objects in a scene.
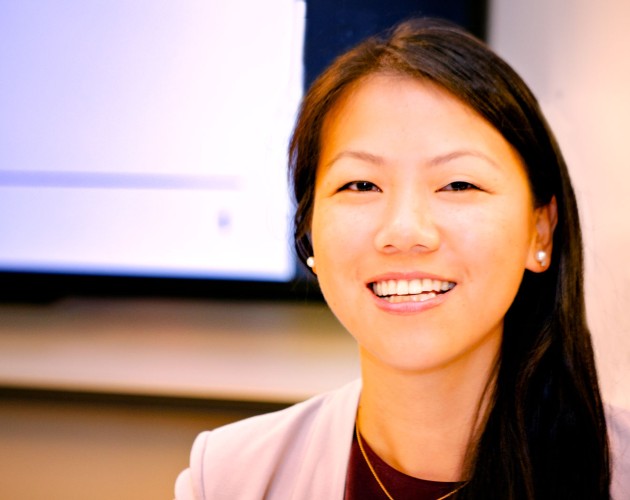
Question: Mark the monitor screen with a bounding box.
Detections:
[0,0,304,283]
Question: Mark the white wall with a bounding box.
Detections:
[489,0,630,408]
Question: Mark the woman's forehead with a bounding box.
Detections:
[317,74,517,172]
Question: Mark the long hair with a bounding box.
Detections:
[289,18,610,499]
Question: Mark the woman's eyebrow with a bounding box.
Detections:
[323,150,385,169]
[427,149,501,169]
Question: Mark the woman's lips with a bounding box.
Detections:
[370,277,456,303]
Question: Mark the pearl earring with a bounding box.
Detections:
[536,250,547,267]
[306,256,315,268]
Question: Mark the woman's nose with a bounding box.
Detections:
[373,190,440,254]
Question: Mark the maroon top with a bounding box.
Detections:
[344,430,462,499]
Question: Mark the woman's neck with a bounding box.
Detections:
[357,347,498,482]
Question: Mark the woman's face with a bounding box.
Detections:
[311,74,553,374]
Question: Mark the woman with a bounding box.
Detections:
[175,18,629,499]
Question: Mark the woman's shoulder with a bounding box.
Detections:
[201,378,361,447]
[606,404,630,499]
[175,379,361,499]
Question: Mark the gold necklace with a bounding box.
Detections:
[355,421,467,500]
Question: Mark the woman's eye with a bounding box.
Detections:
[441,181,479,192]
[339,181,381,192]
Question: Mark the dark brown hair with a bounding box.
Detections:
[289,18,610,499]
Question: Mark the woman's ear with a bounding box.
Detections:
[526,196,558,273]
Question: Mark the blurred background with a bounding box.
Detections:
[1,0,628,498]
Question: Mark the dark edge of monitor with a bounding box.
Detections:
[0,267,323,304]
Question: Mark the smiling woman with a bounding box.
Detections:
[311,75,549,380]
[175,18,630,499]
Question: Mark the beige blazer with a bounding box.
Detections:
[175,379,630,499]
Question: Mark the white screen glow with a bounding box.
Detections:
[0,0,305,281]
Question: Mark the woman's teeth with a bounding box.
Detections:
[371,278,455,303]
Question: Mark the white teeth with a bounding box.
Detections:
[409,279,422,294]
[396,281,409,295]
[371,278,455,298]
[383,292,437,303]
